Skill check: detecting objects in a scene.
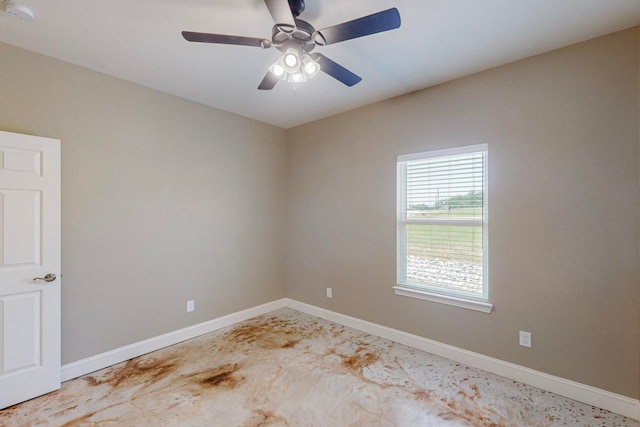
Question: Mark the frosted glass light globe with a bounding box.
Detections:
[304,62,317,75]
[284,52,298,67]
[272,64,285,76]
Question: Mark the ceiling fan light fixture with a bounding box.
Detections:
[282,49,299,70]
[269,50,320,85]
[271,63,285,77]
[301,54,320,78]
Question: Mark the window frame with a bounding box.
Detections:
[394,143,492,313]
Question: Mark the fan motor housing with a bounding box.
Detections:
[272,19,316,52]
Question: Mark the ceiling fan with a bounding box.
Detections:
[182,0,401,90]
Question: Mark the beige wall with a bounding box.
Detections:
[1,27,639,400]
[286,28,640,398]
[0,42,287,364]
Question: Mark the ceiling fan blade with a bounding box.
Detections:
[264,0,296,30]
[182,31,270,48]
[311,53,362,87]
[258,71,279,90]
[314,8,401,46]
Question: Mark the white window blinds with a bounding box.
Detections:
[397,144,488,301]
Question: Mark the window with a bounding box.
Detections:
[395,144,492,313]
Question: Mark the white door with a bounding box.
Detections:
[0,130,60,409]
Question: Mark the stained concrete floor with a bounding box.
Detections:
[1,308,637,426]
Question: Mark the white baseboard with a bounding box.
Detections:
[61,297,639,420]
[61,299,287,382]
[284,299,640,421]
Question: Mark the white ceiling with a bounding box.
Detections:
[1,0,639,129]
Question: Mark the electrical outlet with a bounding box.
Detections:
[186,300,195,313]
[519,330,531,348]
[326,288,333,298]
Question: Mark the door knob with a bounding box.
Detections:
[33,273,56,283]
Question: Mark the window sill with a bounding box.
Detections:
[393,285,493,313]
